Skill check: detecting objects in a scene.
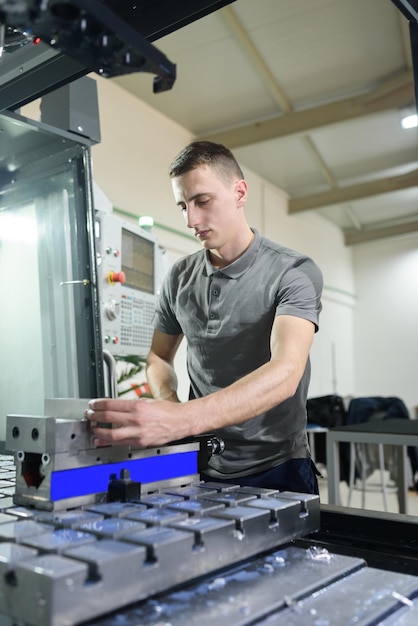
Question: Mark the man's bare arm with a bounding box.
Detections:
[186,314,315,433]
[146,329,184,402]
[86,315,315,447]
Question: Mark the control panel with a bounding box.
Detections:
[95,212,158,357]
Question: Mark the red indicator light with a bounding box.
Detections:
[33,37,42,45]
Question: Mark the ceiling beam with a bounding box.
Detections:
[345,219,418,245]
[196,71,414,148]
[288,168,418,213]
[220,6,292,111]
[220,5,341,190]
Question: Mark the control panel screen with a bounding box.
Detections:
[122,228,154,294]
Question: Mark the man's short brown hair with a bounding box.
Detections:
[169,141,244,182]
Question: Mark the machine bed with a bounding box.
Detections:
[0,452,417,626]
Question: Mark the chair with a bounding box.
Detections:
[347,440,396,511]
[345,397,412,511]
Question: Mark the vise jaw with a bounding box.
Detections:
[6,414,200,511]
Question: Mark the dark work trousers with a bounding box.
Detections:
[201,458,319,495]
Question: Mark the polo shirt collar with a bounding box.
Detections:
[204,229,260,278]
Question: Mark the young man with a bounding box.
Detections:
[86,141,323,494]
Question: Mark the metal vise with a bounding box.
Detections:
[6,407,207,511]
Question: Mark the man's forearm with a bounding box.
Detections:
[183,315,315,436]
[146,356,180,402]
[183,356,300,435]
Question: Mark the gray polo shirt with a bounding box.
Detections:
[153,229,323,479]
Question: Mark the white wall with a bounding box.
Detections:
[352,234,418,417]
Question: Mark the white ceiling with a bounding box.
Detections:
[112,0,418,246]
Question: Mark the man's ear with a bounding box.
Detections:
[235,179,248,206]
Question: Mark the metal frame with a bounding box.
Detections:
[0,0,235,113]
[326,419,418,514]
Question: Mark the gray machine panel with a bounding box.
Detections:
[95,211,158,358]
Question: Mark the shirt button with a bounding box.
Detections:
[212,289,219,296]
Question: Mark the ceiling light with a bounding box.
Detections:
[400,113,418,129]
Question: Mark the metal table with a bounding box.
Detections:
[326,419,418,514]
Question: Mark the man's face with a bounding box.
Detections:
[171,164,246,252]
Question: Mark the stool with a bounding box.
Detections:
[347,442,397,511]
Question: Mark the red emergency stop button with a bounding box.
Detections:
[107,270,126,285]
